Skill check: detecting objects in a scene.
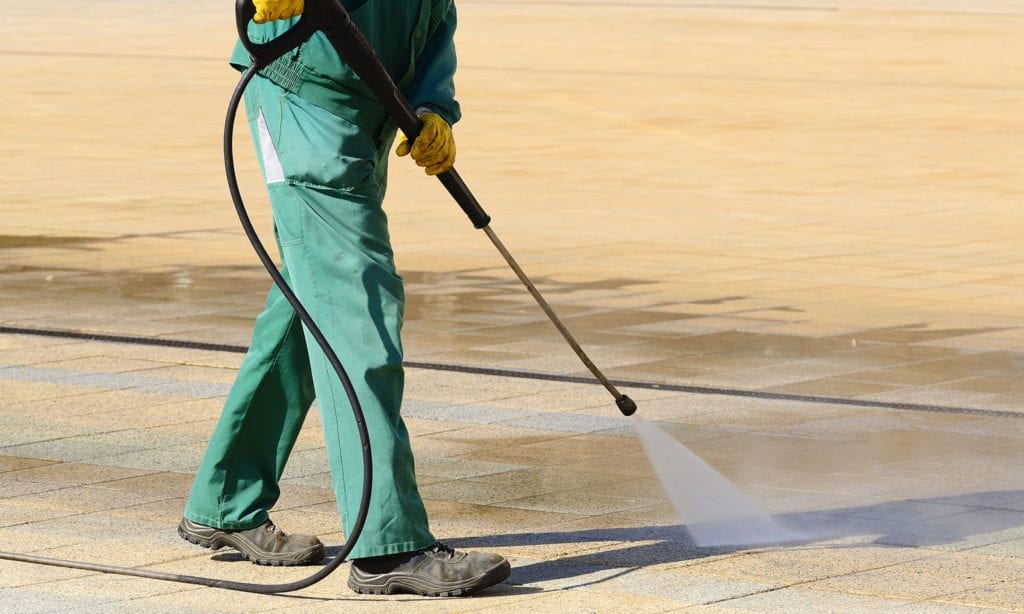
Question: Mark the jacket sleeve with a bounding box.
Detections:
[408,1,461,126]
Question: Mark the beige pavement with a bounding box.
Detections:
[2,0,1023,611]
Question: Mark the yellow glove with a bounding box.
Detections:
[254,0,303,24]
[396,112,456,176]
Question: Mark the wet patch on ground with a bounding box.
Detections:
[0,235,109,250]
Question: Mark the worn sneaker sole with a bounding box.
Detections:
[347,558,511,597]
[177,521,324,567]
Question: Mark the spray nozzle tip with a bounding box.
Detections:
[616,395,637,416]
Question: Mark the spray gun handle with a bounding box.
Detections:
[234,0,321,69]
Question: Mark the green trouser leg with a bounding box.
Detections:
[184,75,435,558]
[184,272,315,530]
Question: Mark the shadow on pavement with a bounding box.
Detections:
[453,490,1024,586]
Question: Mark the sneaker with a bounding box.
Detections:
[177,517,325,566]
[348,542,510,597]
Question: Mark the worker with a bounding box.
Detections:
[178,0,510,596]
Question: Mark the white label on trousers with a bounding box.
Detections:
[256,110,285,185]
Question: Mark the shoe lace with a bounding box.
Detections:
[425,542,456,559]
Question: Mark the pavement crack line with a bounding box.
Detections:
[2,324,1020,420]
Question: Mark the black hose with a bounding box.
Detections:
[0,54,373,599]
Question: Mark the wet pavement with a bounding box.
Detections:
[2,0,1024,612]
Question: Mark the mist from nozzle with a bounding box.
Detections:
[633,416,808,547]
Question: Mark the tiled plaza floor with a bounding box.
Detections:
[1,0,1022,611]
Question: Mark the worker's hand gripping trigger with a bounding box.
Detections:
[253,0,305,24]
[235,0,320,69]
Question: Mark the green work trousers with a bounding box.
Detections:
[184,75,435,558]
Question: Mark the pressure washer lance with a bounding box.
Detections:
[0,0,634,595]
[297,0,638,417]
